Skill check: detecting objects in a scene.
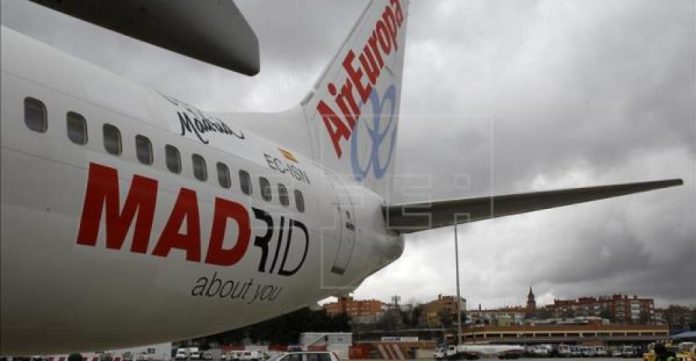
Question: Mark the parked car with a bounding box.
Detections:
[524,346,535,357]
[238,351,264,361]
[622,346,637,358]
[594,346,608,357]
[534,345,553,357]
[176,349,189,360]
[189,350,201,361]
[202,352,214,361]
[433,348,446,360]
[581,346,596,357]
[557,345,572,357]
[225,352,244,361]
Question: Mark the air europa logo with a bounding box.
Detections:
[316,0,404,159]
[351,84,397,181]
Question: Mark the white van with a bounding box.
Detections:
[176,349,189,360]
[238,351,264,361]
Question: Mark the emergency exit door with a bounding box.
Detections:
[327,175,356,275]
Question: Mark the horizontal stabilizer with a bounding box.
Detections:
[384,179,683,233]
[29,0,260,75]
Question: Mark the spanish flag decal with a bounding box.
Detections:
[278,148,298,163]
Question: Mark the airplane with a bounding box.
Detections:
[0,0,683,355]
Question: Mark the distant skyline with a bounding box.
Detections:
[2,0,694,308]
[337,289,691,310]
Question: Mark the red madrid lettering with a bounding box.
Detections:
[76,163,157,253]
[76,163,253,267]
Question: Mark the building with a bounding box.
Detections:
[548,294,655,324]
[468,306,527,327]
[655,305,696,332]
[460,323,669,346]
[527,287,537,313]
[323,297,384,323]
[418,294,466,327]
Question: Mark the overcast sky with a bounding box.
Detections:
[2,0,694,309]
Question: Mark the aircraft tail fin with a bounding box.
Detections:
[300,0,409,199]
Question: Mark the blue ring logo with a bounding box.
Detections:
[350,84,398,182]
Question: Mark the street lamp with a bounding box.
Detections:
[454,223,462,346]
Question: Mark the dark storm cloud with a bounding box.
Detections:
[396,1,694,195]
[2,0,693,307]
[509,189,695,301]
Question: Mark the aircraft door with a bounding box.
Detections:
[326,174,356,275]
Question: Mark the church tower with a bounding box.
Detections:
[526,286,536,312]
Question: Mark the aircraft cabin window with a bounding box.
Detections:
[66,111,87,145]
[278,183,289,207]
[165,144,182,174]
[217,162,231,189]
[260,177,272,201]
[103,123,122,155]
[294,189,305,213]
[192,153,207,181]
[24,97,47,133]
[239,170,252,195]
[135,135,153,165]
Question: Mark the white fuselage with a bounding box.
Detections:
[0,27,403,355]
